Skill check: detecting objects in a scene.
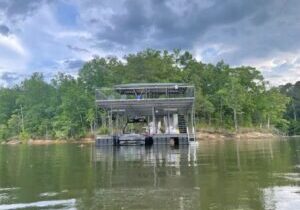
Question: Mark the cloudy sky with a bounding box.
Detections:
[0,0,299,86]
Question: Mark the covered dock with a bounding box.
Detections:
[95,83,196,146]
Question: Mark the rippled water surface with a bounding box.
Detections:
[0,138,300,210]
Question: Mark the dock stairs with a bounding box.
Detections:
[178,115,187,133]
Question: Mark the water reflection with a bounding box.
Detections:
[0,198,76,210]
[93,145,199,167]
[263,186,300,210]
[91,145,199,190]
[0,139,299,209]
[82,145,202,209]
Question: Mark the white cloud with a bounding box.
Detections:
[0,34,28,79]
[193,43,237,63]
[55,31,92,39]
[0,34,26,56]
[240,53,300,86]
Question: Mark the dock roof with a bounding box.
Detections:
[114,83,192,89]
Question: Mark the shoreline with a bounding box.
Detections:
[1,138,95,145]
[196,131,279,140]
[1,130,287,145]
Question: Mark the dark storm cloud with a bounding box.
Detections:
[95,0,271,50]
[0,24,10,36]
[201,0,300,64]
[96,0,151,47]
[1,0,299,62]
[83,0,300,74]
[0,0,299,86]
[0,1,8,9]
[0,0,48,20]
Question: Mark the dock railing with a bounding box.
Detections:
[96,86,195,101]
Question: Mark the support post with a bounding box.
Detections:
[192,104,196,141]
[152,107,156,134]
[167,110,170,134]
[109,107,113,136]
[116,113,119,134]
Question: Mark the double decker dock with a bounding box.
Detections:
[95,83,196,146]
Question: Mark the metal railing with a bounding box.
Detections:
[96,86,195,101]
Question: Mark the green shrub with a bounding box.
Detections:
[288,120,300,135]
[19,131,30,143]
[98,126,109,135]
[0,124,8,142]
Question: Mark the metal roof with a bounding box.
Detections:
[113,83,194,95]
[114,83,191,89]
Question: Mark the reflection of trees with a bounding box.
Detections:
[0,145,96,202]
[197,139,296,210]
[0,139,299,209]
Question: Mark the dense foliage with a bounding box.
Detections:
[279,82,300,135]
[0,49,295,141]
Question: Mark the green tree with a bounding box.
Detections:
[280,82,300,135]
[79,56,122,92]
[0,87,18,125]
[52,73,93,139]
[17,73,57,138]
[217,75,246,131]
[264,88,290,129]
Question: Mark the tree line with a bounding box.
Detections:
[279,82,300,135]
[0,49,297,141]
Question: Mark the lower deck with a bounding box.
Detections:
[96,133,194,146]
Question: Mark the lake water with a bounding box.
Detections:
[0,138,300,210]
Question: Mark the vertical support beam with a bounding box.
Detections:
[186,111,190,140]
[167,110,170,134]
[192,86,196,141]
[109,107,113,136]
[116,113,119,135]
[192,104,196,141]
[152,106,156,134]
[165,87,168,98]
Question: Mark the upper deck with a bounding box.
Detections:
[96,83,195,115]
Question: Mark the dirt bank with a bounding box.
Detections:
[197,131,277,140]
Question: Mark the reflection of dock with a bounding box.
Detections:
[92,145,197,167]
[88,145,201,210]
[92,145,198,186]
